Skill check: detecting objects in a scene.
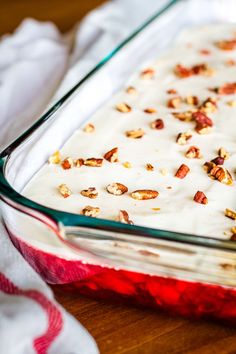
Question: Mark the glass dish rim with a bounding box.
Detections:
[1,0,236,253]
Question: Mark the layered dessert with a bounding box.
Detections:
[24,24,236,239]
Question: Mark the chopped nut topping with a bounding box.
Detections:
[176,131,192,145]
[199,97,217,113]
[185,96,199,106]
[231,227,236,240]
[172,110,194,122]
[185,146,201,159]
[48,150,61,164]
[150,118,164,130]
[193,191,208,204]
[212,82,236,95]
[225,208,236,220]
[167,88,177,94]
[218,147,230,160]
[58,184,71,198]
[106,183,128,195]
[144,107,157,114]
[122,161,132,169]
[81,187,98,199]
[84,158,103,167]
[227,100,236,107]
[216,39,236,51]
[167,96,181,109]
[175,63,214,78]
[126,128,145,139]
[61,157,73,170]
[81,206,100,217]
[104,147,118,163]
[160,168,168,176]
[126,86,137,94]
[211,156,224,165]
[175,164,190,179]
[118,210,133,224]
[115,102,132,113]
[131,189,159,200]
[199,49,211,55]
[192,111,213,134]
[140,68,155,79]
[83,123,95,133]
[146,163,154,171]
[74,158,84,168]
[225,59,236,66]
[210,166,233,185]
[203,161,216,174]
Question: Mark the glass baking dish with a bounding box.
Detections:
[1,0,236,322]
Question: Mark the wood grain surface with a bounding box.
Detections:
[3,1,236,353]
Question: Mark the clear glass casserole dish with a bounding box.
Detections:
[1,0,236,322]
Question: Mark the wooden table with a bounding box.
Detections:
[2,1,236,353]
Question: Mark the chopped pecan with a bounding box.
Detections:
[192,63,214,76]
[122,161,132,169]
[176,131,192,145]
[144,107,157,114]
[167,96,182,109]
[58,184,71,198]
[126,128,145,139]
[118,210,133,225]
[140,68,155,79]
[225,59,236,66]
[199,49,211,55]
[227,100,236,107]
[212,82,236,95]
[172,110,194,122]
[167,88,177,94]
[115,102,132,113]
[203,161,216,173]
[48,150,61,164]
[231,227,236,240]
[185,96,199,106]
[211,156,224,165]
[126,86,137,94]
[193,191,208,204]
[210,166,233,185]
[150,118,164,130]
[84,158,103,167]
[81,206,100,217]
[61,157,73,170]
[175,63,214,78]
[83,123,95,133]
[81,187,98,199]
[146,163,154,171]
[131,189,159,200]
[185,146,201,159]
[218,147,230,160]
[104,147,118,163]
[192,111,213,134]
[215,39,236,51]
[199,97,217,113]
[175,164,190,179]
[160,168,168,176]
[225,208,236,220]
[74,158,84,167]
[106,183,128,195]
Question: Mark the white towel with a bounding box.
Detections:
[0,1,165,353]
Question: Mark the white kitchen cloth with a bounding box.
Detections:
[0,1,166,354]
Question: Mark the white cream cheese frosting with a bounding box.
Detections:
[24,24,236,239]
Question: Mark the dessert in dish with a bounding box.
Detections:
[24,24,236,239]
